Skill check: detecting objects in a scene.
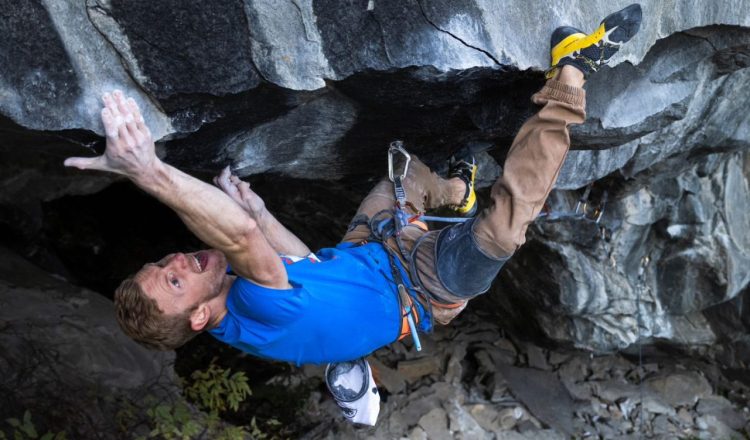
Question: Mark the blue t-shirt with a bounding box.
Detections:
[209,242,409,365]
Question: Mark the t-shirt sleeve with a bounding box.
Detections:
[228,278,308,326]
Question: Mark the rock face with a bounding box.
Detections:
[2,1,750,352]
[496,150,750,351]
[494,25,750,350]
[290,314,750,439]
[0,246,178,437]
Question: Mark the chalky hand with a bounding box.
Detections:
[64,90,158,179]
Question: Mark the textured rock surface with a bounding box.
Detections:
[493,150,750,351]
[3,1,750,437]
[0,1,747,141]
[0,246,178,436]
[561,26,750,188]
[0,0,171,136]
[280,313,750,439]
[1,0,750,359]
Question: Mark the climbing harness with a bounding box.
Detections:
[365,141,476,352]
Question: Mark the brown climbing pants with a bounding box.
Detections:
[341,79,586,324]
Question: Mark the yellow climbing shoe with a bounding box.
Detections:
[546,3,643,79]
[449,154,478,217]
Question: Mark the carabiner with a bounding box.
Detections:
[388,140,411,183]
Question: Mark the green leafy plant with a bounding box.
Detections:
[131,360,253,440]
[186,360,251,413]
[144,402,202,440]
[1,411,67,440]
[247,417,282,440]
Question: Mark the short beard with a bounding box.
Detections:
[205,273,228,303]
[187,271,228,318]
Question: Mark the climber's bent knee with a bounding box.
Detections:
[434,218,510,299]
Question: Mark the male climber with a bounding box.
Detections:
[65,5,642,365]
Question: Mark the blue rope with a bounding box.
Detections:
[418,215,471,223]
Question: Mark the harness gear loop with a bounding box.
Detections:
[398,284,422,351]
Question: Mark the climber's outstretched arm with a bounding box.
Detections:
[64,90,290,289]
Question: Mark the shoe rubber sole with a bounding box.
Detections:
[547,4,642,78]
[454,164,477,217]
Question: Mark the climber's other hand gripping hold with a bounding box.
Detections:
[214,166,266,219]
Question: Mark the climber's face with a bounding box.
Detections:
[136,249,228,316]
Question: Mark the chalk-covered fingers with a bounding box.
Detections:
[65,89,159,177]
[213,167,265,216]
[102,90,153,151]
[229,174,252,199]
[126,97,150,144]
[102,91,132,148]
[215,166,242,201]
[229,175,250,191]
[64,92,123,172]
[110,91,136,149]
[229,174,265,215]
[101,107,118,141]
[101,92,121,140]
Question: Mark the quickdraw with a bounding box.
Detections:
[387,141,423,351]
[538,183,608,224]
[388,141,414,231]
[382,141,477,351]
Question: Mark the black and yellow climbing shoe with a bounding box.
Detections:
[448,154,478,217]
[546,3,642,79]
